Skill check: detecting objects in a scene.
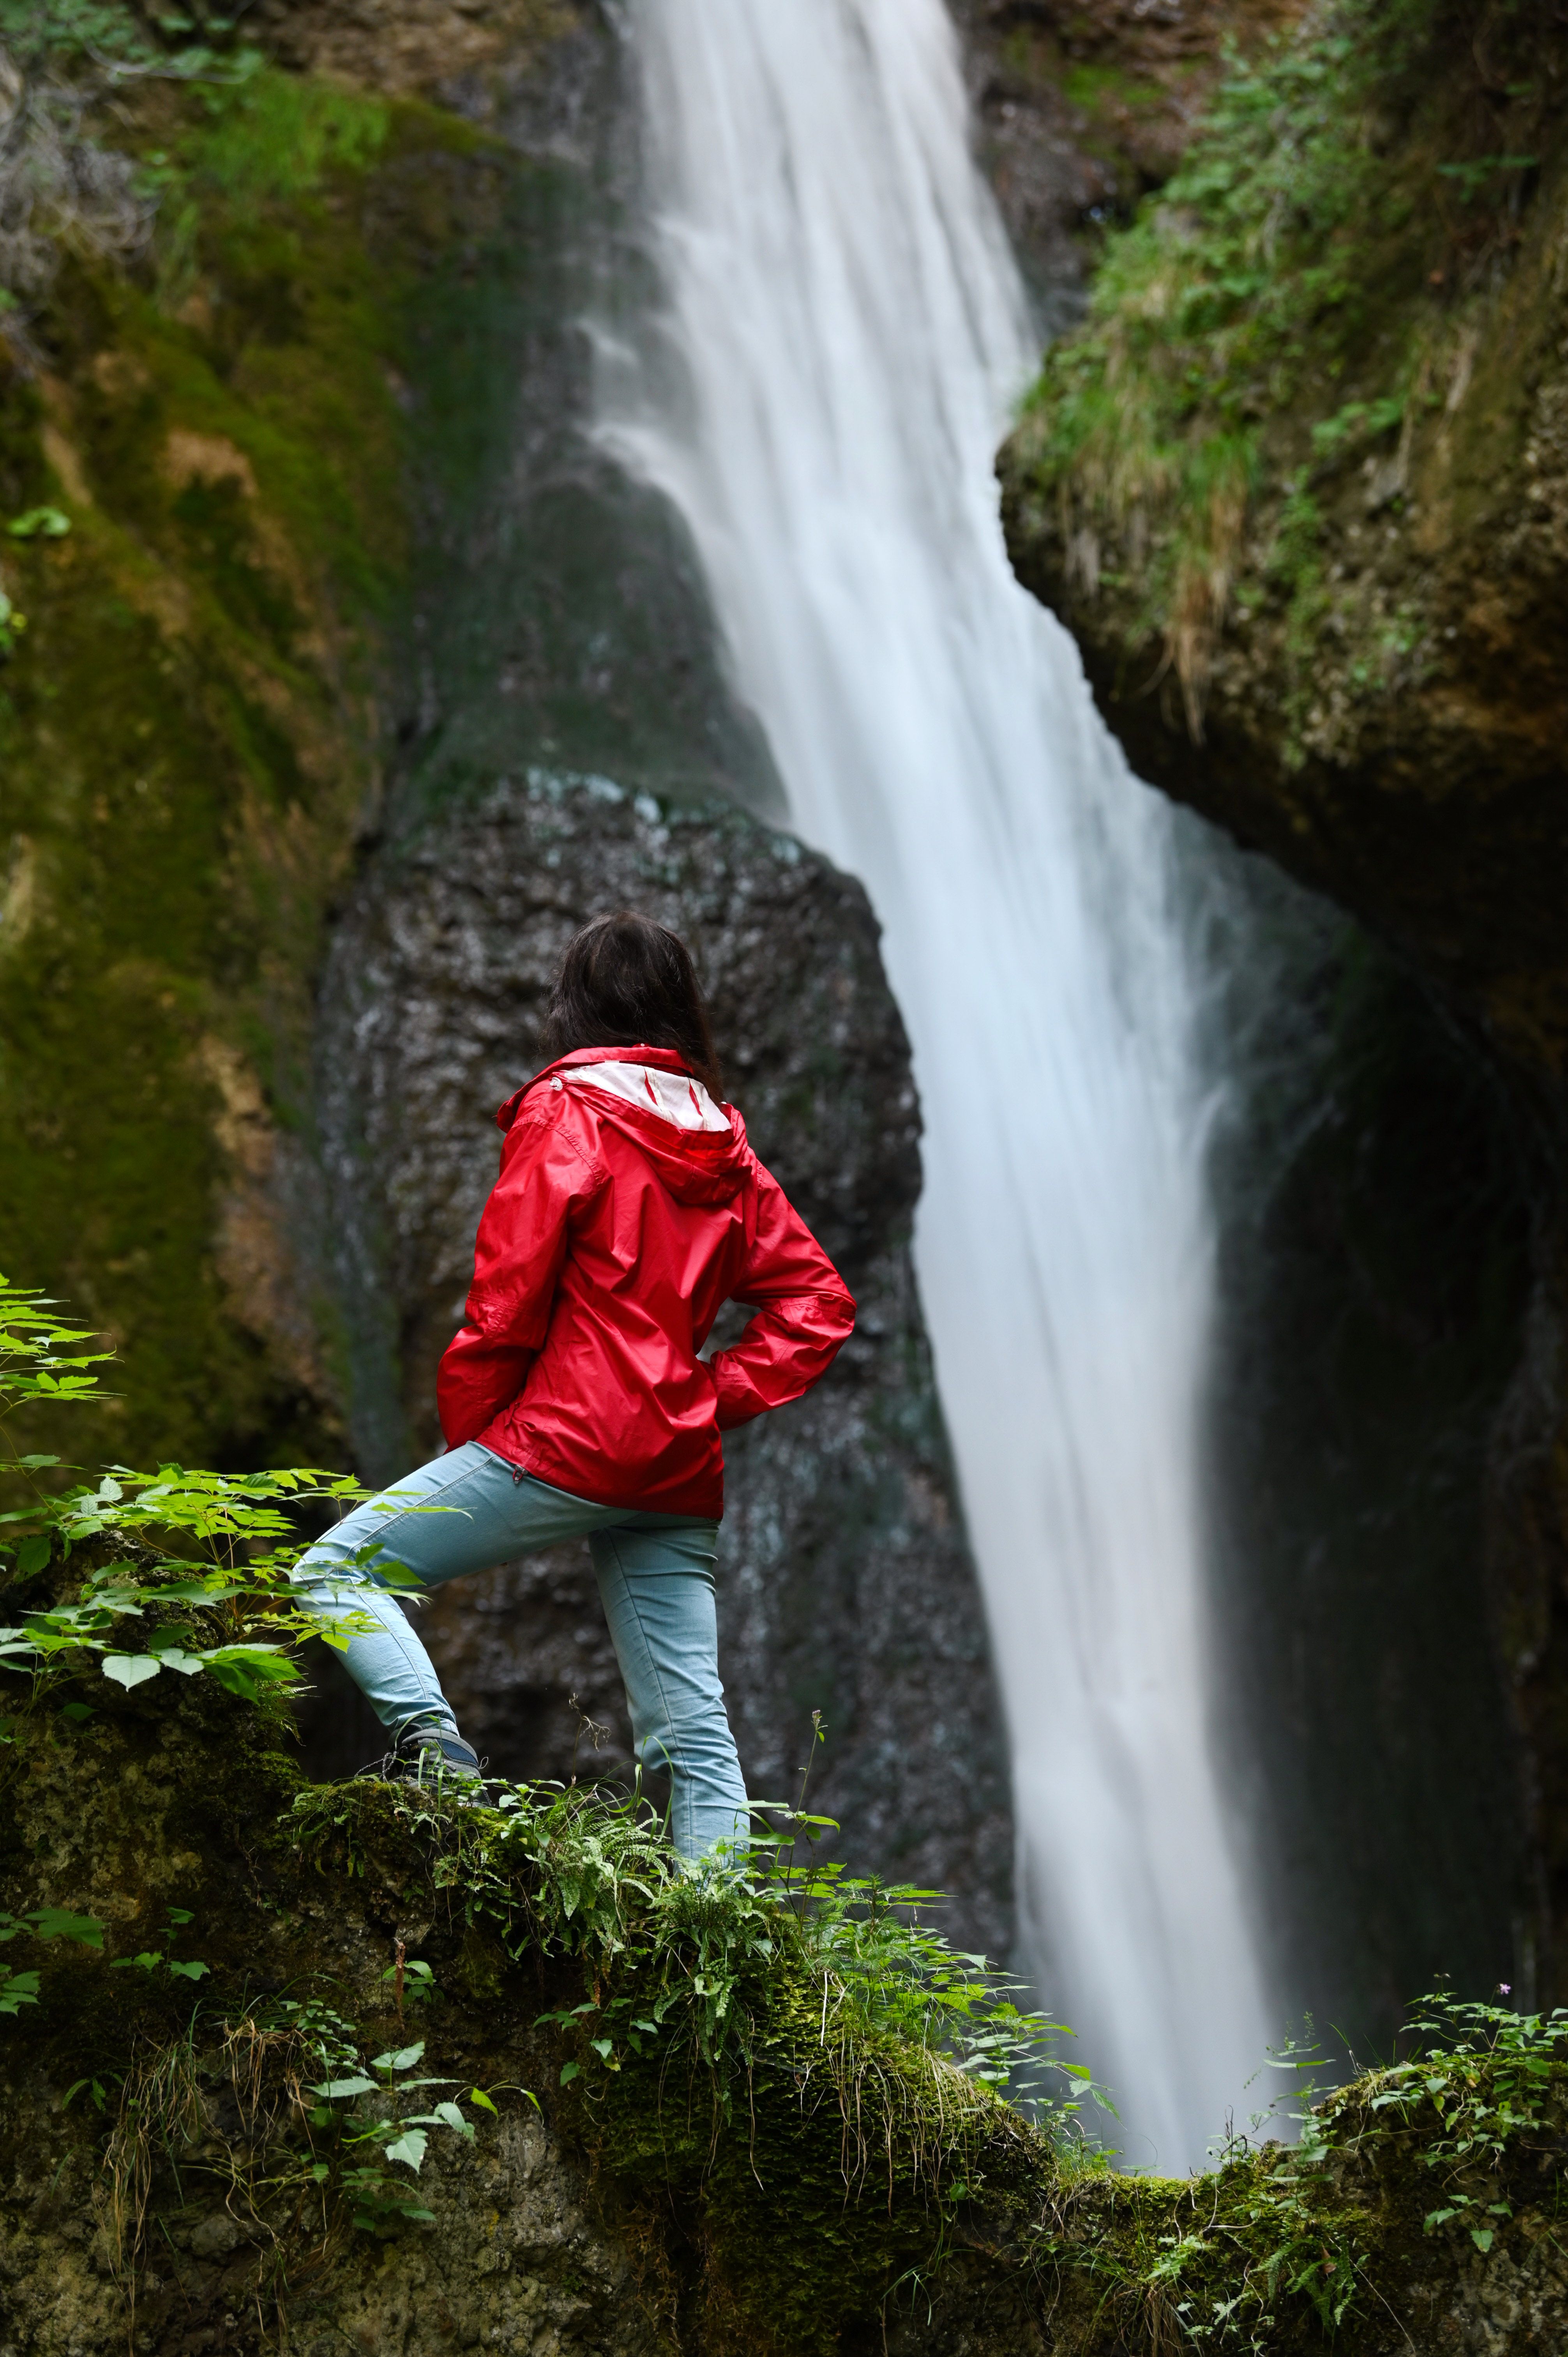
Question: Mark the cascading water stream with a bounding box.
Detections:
[599,0,1271,2166]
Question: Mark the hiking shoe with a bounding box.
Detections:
[386,1716,484,1786]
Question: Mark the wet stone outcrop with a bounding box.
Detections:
[298,773,1014,1961]
[997,2,1568,1080]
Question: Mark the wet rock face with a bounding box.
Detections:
[298,775,1014,1959]
[253,0,596,110]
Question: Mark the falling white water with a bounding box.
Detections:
[599,0,1271,2167]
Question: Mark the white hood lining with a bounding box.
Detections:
[561,1060,731,1134]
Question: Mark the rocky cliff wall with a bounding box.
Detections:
[0,5,1014,1956]
[0,38,600,1474]
[999,0,1568,1074]
[996,0,1568,2006]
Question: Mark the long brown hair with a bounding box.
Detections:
[540,912,724,1099]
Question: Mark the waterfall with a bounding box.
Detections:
[600,0,1271,2167]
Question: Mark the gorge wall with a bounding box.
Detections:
[998,0,1568,2020]
[0,0,1008,1950]
[2,0,1562,2195]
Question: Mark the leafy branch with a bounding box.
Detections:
[0,1272,373,1708]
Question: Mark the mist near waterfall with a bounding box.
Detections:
[597,0,1271,2167]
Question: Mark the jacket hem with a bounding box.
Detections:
[473,1428,726,1523]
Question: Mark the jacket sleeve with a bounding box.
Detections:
[437,1110,607,1450]
[708,1157,856,1431]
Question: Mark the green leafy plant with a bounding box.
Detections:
[277,2007,499,2231]
[0,1274,380,1712]
[0,1900,104,2012]
[295,1772,1115,2177]
[107,1903,209,1984]
[1365,1986,1568,2179]
[0,0,261,76]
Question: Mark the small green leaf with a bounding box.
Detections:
[7,507,71,540]
[384,2129,427,2172]
[198,1645,297,1700]
[102,1654,161,1689]
[28,1908,104,1947]
[152,1647,206,1676]
[469,2087,498,2114]
[0,1970,41,2014]
[307,2074,377,2099]
[1471,2228,1494,2255]
[559,2059,580,2085]
[167,1958,209,1981]
[16,1536,51,1576]
[371,2041,425,2072]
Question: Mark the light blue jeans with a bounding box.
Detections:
[292,1442,749,1861]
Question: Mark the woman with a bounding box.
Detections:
[297,910,856,1861]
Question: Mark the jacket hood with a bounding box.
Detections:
[497,1046,751,1207]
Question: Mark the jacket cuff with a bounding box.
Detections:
[710,1358,759,1431]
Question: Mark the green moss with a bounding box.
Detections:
[178,69,391,208]
[1061,60,1168,119]
[0,72,544,1476]
[1007,0,1560,725]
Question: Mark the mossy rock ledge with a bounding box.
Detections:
[1,1564,1566,2355]
[998,0,1568,1082]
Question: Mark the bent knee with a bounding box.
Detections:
[636,1700,734,1767]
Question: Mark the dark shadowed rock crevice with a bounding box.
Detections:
[1189,837,1538,2041]
[296,775,1014,1961]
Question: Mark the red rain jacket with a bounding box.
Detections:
[436,1045,856,1518]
